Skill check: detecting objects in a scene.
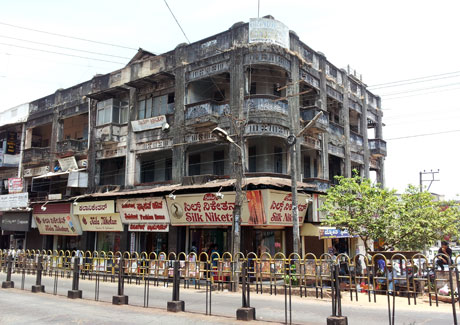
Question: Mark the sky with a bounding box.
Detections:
[1,0,459,199]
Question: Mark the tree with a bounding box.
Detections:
[320,172,399,253]
[321,173,460,253]
[389,185,459,251]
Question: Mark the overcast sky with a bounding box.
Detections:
[1,0,459,199]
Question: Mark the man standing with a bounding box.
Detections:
[437,241,453,270]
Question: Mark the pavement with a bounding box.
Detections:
[0,271,457,324]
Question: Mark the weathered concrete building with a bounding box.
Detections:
[10,16,386,256]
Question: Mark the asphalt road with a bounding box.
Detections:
[0,271,456,324]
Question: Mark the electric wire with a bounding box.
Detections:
[0,21,138,51]
[0,42,125,64]
[0,35,131,59]
[163,0,190,44]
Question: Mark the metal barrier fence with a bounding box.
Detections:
[1,249,459,324]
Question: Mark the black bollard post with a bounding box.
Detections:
[167,260,185,312]
[236,261,256,321]
[113,257,129,305]
[1,255,14,288]
[67,256,82,299]
[327,264,348,325]
[32,255,45,293]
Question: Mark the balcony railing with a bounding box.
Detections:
[185,100,229,120]
[369,138,387,157]
[328,122,344,138]
[245,95,288,115]
[23,147,50,164]
[350,152,364,164]
[350,131,363,147]
[304,177,330,192]
[303,136,321,150]
[300,108,329,132]
[56,139,88,155]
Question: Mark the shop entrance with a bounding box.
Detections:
[189,228,228,255]
[136,232,168,255]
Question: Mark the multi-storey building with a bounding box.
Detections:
[2,16,386,257]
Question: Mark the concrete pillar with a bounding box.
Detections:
[361,90,370,178]
[318,54,329,179]
[49,108,61,170]
[288,56,302,181]
[125,88,137,188]
[172,46,186,184]
[341,74,351,178]
[87,99,98,192]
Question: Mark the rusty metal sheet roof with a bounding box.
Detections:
[88,177,315,198]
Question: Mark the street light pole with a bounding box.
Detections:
[288,111,324,256]
[211,126,244,256]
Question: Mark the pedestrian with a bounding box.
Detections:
[436,241,452,271]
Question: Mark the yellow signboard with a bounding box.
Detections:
[34,213,81,236]
[74,200,115,215]
[78,213,123,232]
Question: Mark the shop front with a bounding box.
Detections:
[117,197,170,254]
[0,211,30,249]
[73,200,123,252]
[32,203,83,251]
[166,189,309,256]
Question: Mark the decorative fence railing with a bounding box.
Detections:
[1,250,459,325]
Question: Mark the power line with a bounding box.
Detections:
[369,73,460,90]
[368,70,460,88]
[383,85,460,101]
[0,42,125,64]
[386,129,460,141]
[380,81,460,97]
[0,35,131,59]
[0,21,138,51]
[163,0,190,44]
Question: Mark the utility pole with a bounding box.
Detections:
[419,169,440,192]
[288,111,323,255]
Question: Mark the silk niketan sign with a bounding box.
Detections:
[74,200,114,215]
[262,190,309,226]
[78,214,123,232]
[117,197,170,224]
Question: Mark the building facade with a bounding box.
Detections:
[1,16,386,257]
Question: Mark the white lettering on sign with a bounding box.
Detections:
[185,132,215,143]
[188,62,229,81]
[128,223,169,232]
[117,197,170,224]
[139,139,173,151]
[245,124,289,137]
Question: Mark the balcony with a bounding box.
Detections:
[303,136,321,150]
[304,177,330,192]
[328,122,344,138]
[23,147,50,164]
[56,139,88,157]
[350,131,363,147]
[245,95,288,115]
[300,108,329,133]
[95,124,124,143]
[185,100,229,127]
[350,152,364,164]
[369,139,387,157]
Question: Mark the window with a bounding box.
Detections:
[304,156,311,178]
[249,146,257,172]
[250,82,256,95]
[273,84,281,97]
[96,99,128,126]
[138,93,174,120]
[165,158,172,181]
[189,154,201,176]
[213,150,225,175]
[274,146,283,173]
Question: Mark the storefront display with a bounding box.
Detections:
[74,200,122,252]
[117,197,170,254]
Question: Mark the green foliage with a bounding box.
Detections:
[320,172,460,252]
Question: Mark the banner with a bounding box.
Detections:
[34,214,81,236]
[78,214,123,232]
[8,178,23,194]
[117,197,170,224]
[262,190,308,226]
[0,192,28,211]
[131,115,166,132]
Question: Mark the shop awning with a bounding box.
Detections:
[32,168,87,179]
[300,223,320,237]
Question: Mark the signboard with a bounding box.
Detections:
[33,214,81,236]
[0,153,20,167]
[249,18,289,49]
[1,212,30,231]
[188,61,229,81]
[48,193,62,201]
[0,193,28,211]
[6,132,16,154]
[78,214,123,232]
[262,190,308,226]
[8,178,23,194]
[131,115,166,132]
[58,156,78,172]
[167,192,250,226]
[128,224,169,232]
[74,200,115,215]
[117,197,170,224]
[319,227,353,239]
[24,166,50,177]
